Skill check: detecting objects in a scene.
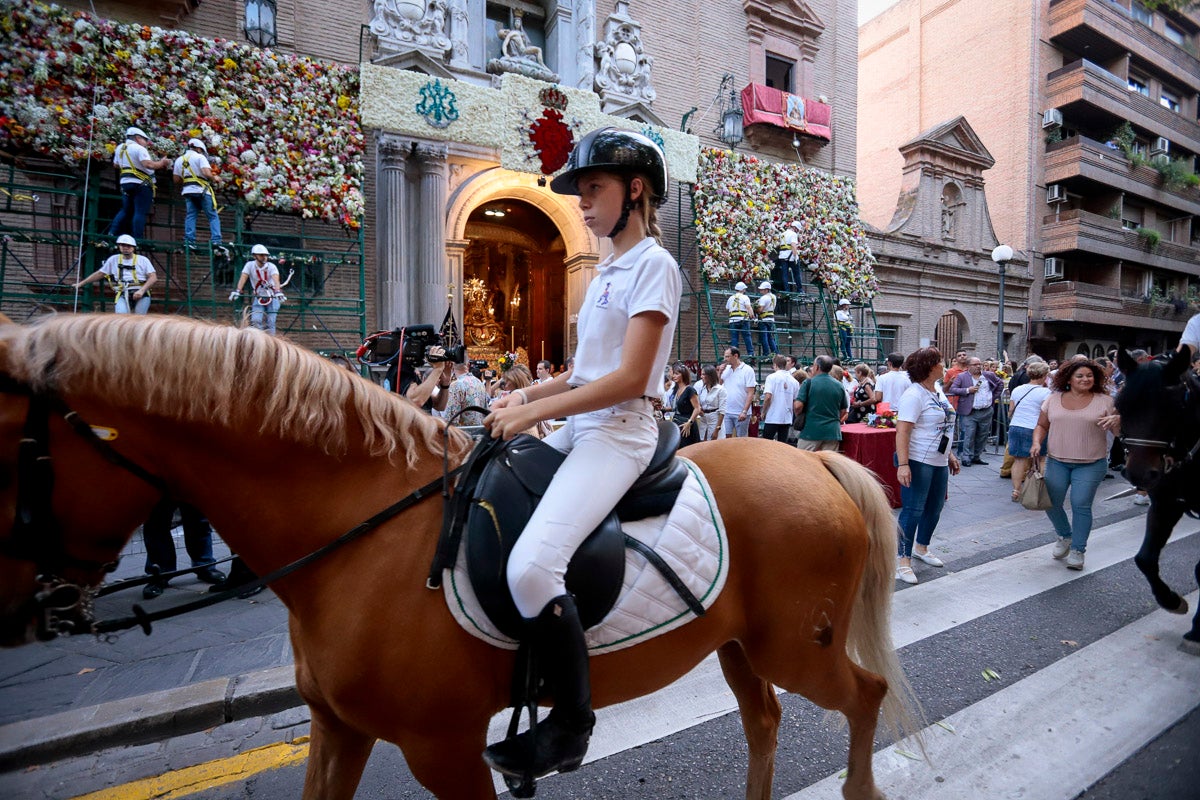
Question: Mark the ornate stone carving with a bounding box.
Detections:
[575,1,596,91]
[447,0,470,68]
[487,10,559,83]
[594,1,656,111]
[370,0,452,61]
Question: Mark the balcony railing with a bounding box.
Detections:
[1045,59,1200,153]
[1048,0,1200,93]
[1039,278,1190,329]
[1044,134,1200,215]
[1041,207,1200,275]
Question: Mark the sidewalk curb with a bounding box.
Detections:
[0,665,300,772]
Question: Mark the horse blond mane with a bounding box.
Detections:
[0,314,471,467]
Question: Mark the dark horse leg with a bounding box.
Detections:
[1184,555,1200,656]
[1133,496,1189,617]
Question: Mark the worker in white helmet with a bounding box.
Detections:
[230,244,285,334]
[107,126,170,240]
[173,137,224,253]
[725,280,755,359]
[73,234,158,314]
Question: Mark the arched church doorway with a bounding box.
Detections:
[463,199,567,369]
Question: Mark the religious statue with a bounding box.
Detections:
[940,198,956,239]
[486,10,559,82]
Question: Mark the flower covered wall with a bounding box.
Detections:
[694,149,879,300]
[0,1,364,227]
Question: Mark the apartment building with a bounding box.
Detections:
[859,0,1200,359]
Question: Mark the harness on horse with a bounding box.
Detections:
[0,374,463,639]
[1119,366,1200,517]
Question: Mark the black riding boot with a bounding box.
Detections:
[483,594,595,779]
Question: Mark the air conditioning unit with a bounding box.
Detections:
[1047,184,1066,203]
[1044,257,1065,280]
[1151,136,1170,156]
[1042,108,1063,129]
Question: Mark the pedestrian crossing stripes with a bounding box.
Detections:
[9,514,1200,799]
[787,591,1200,799]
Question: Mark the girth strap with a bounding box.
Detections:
[623,534,705,617]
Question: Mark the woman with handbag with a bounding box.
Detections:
[1007,360,1051,502]
[669,363,702,446]
[1029,360,1121,571]
[894,347,961,584]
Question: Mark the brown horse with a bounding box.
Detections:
[0,313,919,799]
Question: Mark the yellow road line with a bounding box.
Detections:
[70,737,310,800]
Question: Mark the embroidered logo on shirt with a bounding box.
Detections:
[596,282,612,309]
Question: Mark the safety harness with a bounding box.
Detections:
[181,151,222,212]
[758,293,775,319]
[106,256,146,299]
[728,292,752,320]
[116,142,154,196]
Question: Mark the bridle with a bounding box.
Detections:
[0,373,169,640]
[1119,378,1200,481]
[0,372,472,641]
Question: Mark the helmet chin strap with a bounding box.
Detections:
[606,180,638,239]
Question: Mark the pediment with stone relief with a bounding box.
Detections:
[742,0,825,39]
[899,116,995,171]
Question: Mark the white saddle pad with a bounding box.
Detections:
[443,457,729,655]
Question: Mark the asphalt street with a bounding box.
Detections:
[2,450,1197,799]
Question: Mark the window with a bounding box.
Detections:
[1131,2,1152,26]
[1131,139,1148,157]
[485,3,547,67]
[1122,204,1144,232]
[765,55,794,93]
[245,0,276,47]
[1160,88,1181,113]
[1164,23,1186,47]
[876,326,898,361]
[1121,267,1149,298]
[1128,74,1149,97]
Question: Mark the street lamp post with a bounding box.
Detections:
[991,244,1013,363]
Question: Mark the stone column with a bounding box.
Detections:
[414,143,450,325]
[377,134,412,328]
[445,238,469,332]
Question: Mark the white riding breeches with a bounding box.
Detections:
[506,399,658,618]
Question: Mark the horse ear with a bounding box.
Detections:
[1163,347,1192,382]
[1116,348,1138,375]
[0,313,13,326]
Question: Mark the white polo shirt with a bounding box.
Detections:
[721,362,757,415]
[875,369,911,407]
[173,151,213,196]
[569,237,681,399]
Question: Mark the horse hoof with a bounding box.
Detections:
[1178,638,1200,657]
[1170,597,1190,616]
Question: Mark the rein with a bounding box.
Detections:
[0,373,475,639]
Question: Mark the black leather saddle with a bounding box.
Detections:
[445,420,698,640]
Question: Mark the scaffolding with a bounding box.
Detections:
[0,159,367,354]
[670,182,886,377]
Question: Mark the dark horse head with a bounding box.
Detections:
[1115,348,1200,495]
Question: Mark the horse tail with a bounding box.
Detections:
[814,451,925,744]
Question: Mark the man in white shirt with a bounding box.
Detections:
[760,355,800,442]
[873,352,911,409]
[835,299,854,360]
[535,360,555,383]
[73,234,158,314]
[173,138,224,251]
[755,281,777,356]
[774,220,805,294]
[1180,312,1200,357]
[107,126,170,240]
[726,281,755,359]
[719,346,757,438]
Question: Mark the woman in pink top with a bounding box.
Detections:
[1030,360,1121,571]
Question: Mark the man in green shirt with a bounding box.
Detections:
[796,355,848,451]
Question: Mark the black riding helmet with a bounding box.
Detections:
[550,127,669,206]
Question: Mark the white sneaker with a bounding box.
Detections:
[1132,494,1150,507]
[1065,549,1085,570]
[1052,537,1071,560]
[895,564,918,584]
[912,550,945,568]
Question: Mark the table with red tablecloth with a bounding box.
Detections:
[840,423,902,508]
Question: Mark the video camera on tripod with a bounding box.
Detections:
[356,324,466,370]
